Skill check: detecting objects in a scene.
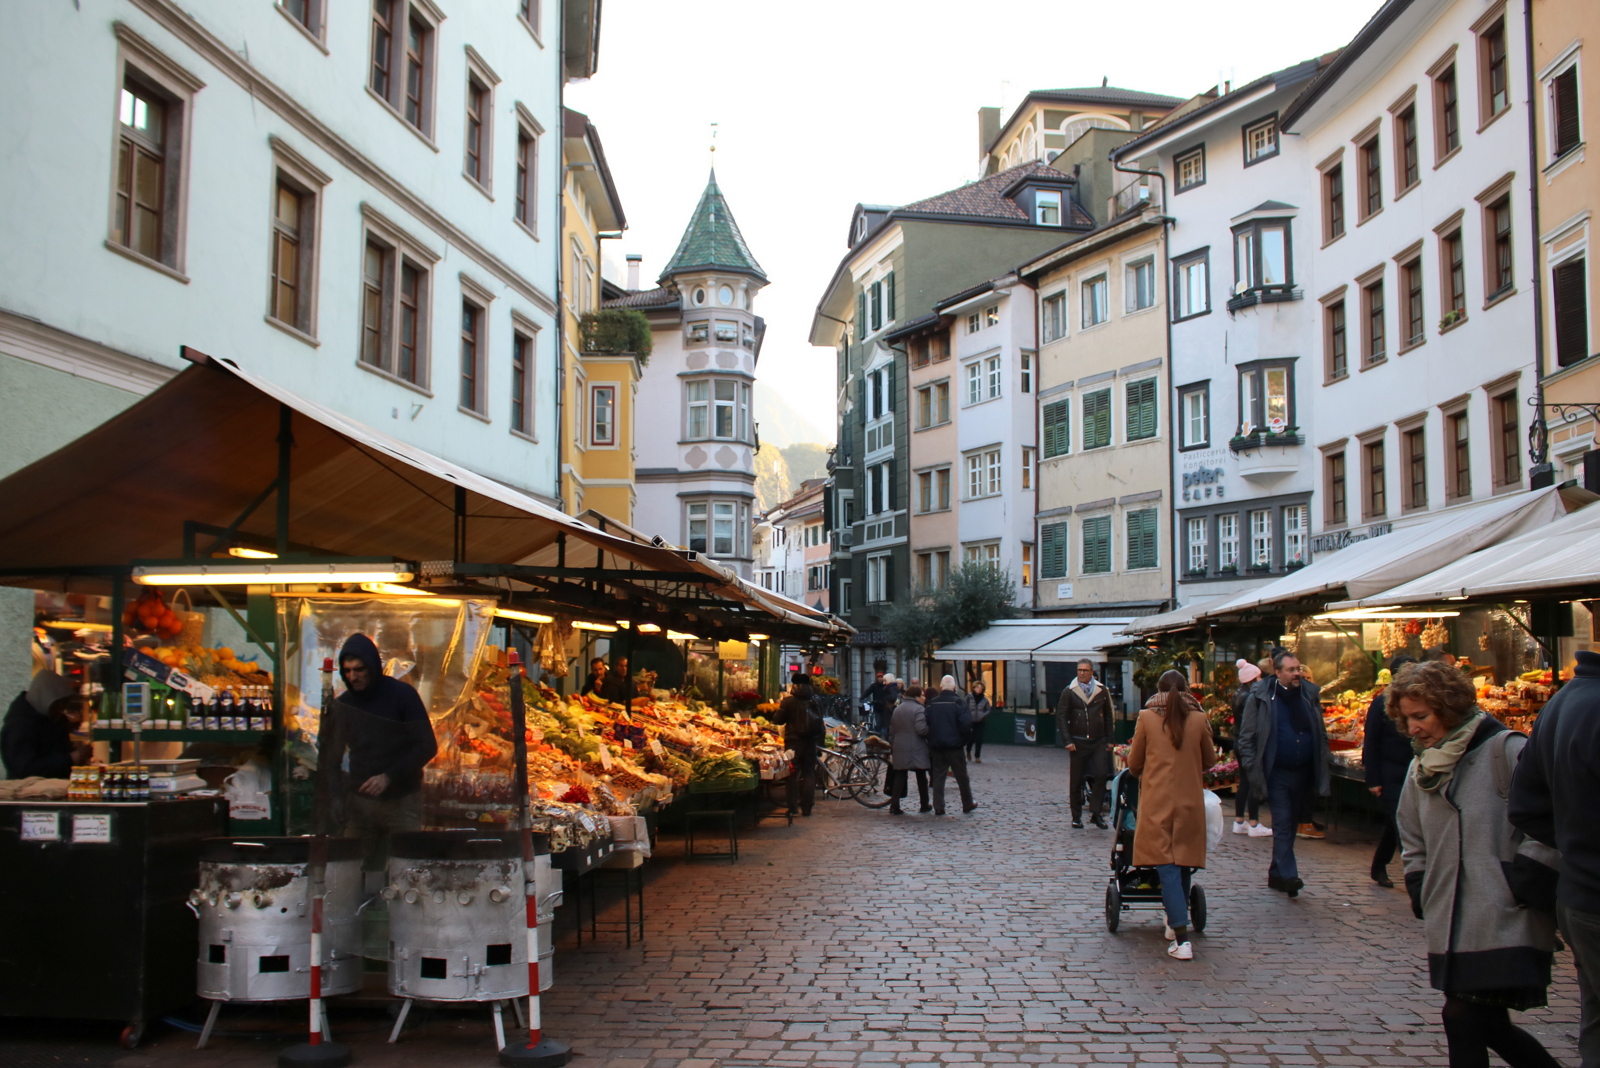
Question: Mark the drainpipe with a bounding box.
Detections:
[1522,0,1553,486]
[554,13,568,509]
[1111,154,1175,610]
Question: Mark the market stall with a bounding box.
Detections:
[0,352,849,1038]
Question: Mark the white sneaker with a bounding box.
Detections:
[1232,819,1249,835]
[1163,924,1175,940]
[1248,823,1274,837]
[1167,940,1194,960]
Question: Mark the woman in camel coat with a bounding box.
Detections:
[1128,669,1217,960]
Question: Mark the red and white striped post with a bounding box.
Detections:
[499,648,570,1067]
[279,662,350,1068]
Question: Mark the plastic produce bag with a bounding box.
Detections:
[224,759,273,820]
[1203,788,1223,846]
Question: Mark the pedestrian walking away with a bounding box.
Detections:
[769,676,825,817]
[924,676,976,814]
[1394,660,1562,1068]
[965,681,991,763]
[1058,658,1114,829]
[1510,647,1600,1068]
[886,681,931,815]
[1236,650,1331,897]
[1129,669,1217,961]
[1364,654,1418,887]
[1228,660,1271,838]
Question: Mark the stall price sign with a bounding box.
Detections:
[20,811,60,842]
[72,813,112,843]
[597,744,612,771]
[649,738,665,758]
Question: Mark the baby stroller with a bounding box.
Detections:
[1103,769,1207,933]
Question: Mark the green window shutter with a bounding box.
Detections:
[886,458,897,510]
[870,281,883,331]
[1127,379,1157,440]
[1084,390,1112,449]
[886,271,897,320]
[884,555,895,603]
[1042,400,1070,458]
[1083,515,1111,573]
[857,376,867,422]
[884,362,894,411]
[1126,509,1158,569]
[1040,522,1067,579]
[857,291,867,340]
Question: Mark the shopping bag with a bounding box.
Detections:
[1203,789,1223,846]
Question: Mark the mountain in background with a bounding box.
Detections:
[754,381,831,449]
[754,442,832,512]
[779,443,829,490]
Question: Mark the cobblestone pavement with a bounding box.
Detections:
[48,745,1581,1066]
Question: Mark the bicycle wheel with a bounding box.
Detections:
[848,753,892,809]
[816,752,851,801]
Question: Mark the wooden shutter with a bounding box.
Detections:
[1554,68,1581,157]
[857,376,867,422]
[1084,390,1111,448]
[1127,509,1157,569]
[1554,258,1590,367]
[1084,516,1111,573]
[1042,399,1070,457]
[883,555,895,604]
[886,458,897,510]
[869,281,883,331]
[1040,522,1067,579]
[883,362,894,411]
[1127,380,1157,440]
[857,291,867,340]
[886,271,897,321]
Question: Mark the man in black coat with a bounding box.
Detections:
[863,669,898,736]
[768,677,825,816]
[1,670,89,779]
[1509,647,1600,1068]
[1057,659,1114,829]
[924,676,976,815]
[320,634,438,862]
[1363,654,1417,887]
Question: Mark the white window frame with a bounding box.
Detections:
[1284,504,1308,566]
[866,554,890,603]
[1243,116,1279,164]
[1180,385,1209,448]
[1174,145,1206,191]
[590,382,617,447]
[686,380,710,439]
[964,361,983,406]
[1174,254,1209,319]
[1042,291,1067,341]
[1082,274,1109,327]
[985,355,1002,399]
[1249,508,1272,568]
[1126,257,1156,312]
[1218,513,1239,570]
[1186,516,1208,573]
[1036,189,1062,225]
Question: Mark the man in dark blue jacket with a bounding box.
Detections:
[1236,651,1331,898]
[924,676,976,815]
[322,634,438,859]
[1509,648,1600,1068]
[1364,654,1417,888]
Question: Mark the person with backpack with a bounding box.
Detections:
[771,676,825,817]
[1393,661,1561,1068]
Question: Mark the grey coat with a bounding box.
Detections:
[1399,717,1556,995]
[888,698,930,771]
[1235,676,1331,802]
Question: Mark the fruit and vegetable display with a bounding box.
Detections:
[121,590,273,692]
[420,648,783,842]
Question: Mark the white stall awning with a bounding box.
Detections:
[1326,500,1600,608]
[933,618,1134,661]
[1196,488,1566,620]
[1118,597,1231,637]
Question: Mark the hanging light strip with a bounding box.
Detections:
[133,562,414,586]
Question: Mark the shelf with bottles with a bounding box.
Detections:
[92,727,274,744]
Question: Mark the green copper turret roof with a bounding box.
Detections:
[660,170,767,283]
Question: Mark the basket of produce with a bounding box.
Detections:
[687,752,758,793]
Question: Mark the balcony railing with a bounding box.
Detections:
[1110,175,1162,218]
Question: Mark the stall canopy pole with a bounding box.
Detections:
[501,649,571,1068]
[276,404,294,558]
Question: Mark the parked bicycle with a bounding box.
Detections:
[816,730,891,808]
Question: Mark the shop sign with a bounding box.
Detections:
[1309,523,1394,554]
[72,813,112,843]
[20,811,59,841]
[1181,465,1228,503]
[850,630,886,646]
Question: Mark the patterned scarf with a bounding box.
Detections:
[1412,710,1486,793]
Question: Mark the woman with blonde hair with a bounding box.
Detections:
[1394,660,1560,1068]
[1129,669,1217,960]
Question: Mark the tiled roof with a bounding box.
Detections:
[660,170,767,282]
[901,162,1063,222]
[1027,86,1186,109]
[603,286,680,310]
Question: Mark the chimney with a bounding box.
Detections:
[625,254,642,291]
[978,106,1002,161]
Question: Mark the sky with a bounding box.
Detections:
[565,0,1381,444]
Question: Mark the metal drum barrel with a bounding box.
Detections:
[192,837,366,1002]
[384,831,557,1002]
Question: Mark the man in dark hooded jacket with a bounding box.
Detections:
[2,669,89,779]
[321,634,437,853]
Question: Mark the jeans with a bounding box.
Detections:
[929,747,974,813]
[1266,764,1312,881]
[1068,738,1109,819]
[1558,902,1600,1068]
[1233,763,1260,821]
[1155,863,1192,930]
[966,723,985,761]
